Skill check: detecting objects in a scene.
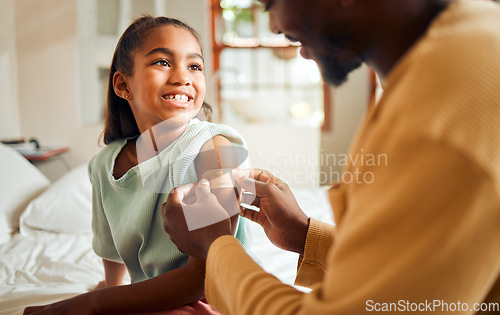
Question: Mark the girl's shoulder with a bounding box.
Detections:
[181,119,246,148]
[88,138,129,178]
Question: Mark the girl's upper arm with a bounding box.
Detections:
[194,135,239,176]
[195,135,241,232]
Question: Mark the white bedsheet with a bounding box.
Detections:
[0,232,103,314]
[0,186,333,315]
[248,186,334,288]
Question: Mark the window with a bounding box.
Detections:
[211,0,329,129]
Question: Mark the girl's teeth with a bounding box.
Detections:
[165,94,189,102]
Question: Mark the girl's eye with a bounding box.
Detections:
[153,60,170,67]
[189,64,203,71]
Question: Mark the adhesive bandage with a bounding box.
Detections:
[202,168,235,189]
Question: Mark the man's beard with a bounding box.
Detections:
[319,50,364,87]
[315,21,365,87]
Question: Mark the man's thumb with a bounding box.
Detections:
[196,178,211,199]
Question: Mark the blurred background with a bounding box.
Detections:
[0,0,373,187]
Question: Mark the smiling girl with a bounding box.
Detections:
[24,16,249,314]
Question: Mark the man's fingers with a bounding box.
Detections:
[240,206,265,226]
[171,182,196,204]
[163,184,194,235]
[241,192,260,208]
[235,169,272,182]
[234,169,271,197]
[196,178,211,200]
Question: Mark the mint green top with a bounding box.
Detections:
[88,119,250,283]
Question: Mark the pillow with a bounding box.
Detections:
[0,214,10,244]
[0,143,50,235]
[20,163,92,234]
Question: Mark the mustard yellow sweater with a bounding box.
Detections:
[205,1,500,314]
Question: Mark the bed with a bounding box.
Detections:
[0,143,334,314]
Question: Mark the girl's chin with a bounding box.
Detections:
[157,111,198,125]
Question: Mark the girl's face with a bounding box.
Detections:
[125,25,206,131]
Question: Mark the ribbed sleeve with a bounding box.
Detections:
[295,218,335,288]
[206,236,306,315]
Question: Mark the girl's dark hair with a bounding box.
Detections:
[101,15,212,145]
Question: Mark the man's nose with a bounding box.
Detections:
[268,11,282,35]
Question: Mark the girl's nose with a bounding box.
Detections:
[168,67,191,86]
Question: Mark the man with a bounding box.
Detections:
[162,0,500,313]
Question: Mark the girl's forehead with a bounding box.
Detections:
[141,25,202,53]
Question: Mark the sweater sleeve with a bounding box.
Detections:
[206,236,306,315]
[205,137,500,314]
[204,220,335,313]
[294,218,335,288]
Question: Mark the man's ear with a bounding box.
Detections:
[113,71,132,100]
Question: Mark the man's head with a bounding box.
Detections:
[261,0,367,86]
[261,0,452,86]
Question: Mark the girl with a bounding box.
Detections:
[25,16,249,314]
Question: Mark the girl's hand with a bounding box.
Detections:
[235,169,310,255]
[91,280,106,291]
[23,293,95,315]
[162,179,233,261]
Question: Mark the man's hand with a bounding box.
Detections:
[162,179,233,261]
[235,169,309,255]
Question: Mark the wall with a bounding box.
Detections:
[0,0,21,138]
[12,0,103,181]
[320,65,371,185]
[229,122,321,188]
[1,0,212,181]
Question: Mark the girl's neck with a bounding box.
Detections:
[113,121,189,180]
[145,120,190,154]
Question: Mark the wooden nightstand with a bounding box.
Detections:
[20,146,70,161]
[1,139,71,181]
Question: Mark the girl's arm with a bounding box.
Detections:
[25,136,237,315]
[99,259,127,288]
[195,135,242,233]
[25,256,206,314]
[93,259,126,290]
[91,256,206,313]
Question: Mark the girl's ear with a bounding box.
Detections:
[113,71,132,100]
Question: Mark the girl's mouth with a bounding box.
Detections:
[162,94,193,107]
